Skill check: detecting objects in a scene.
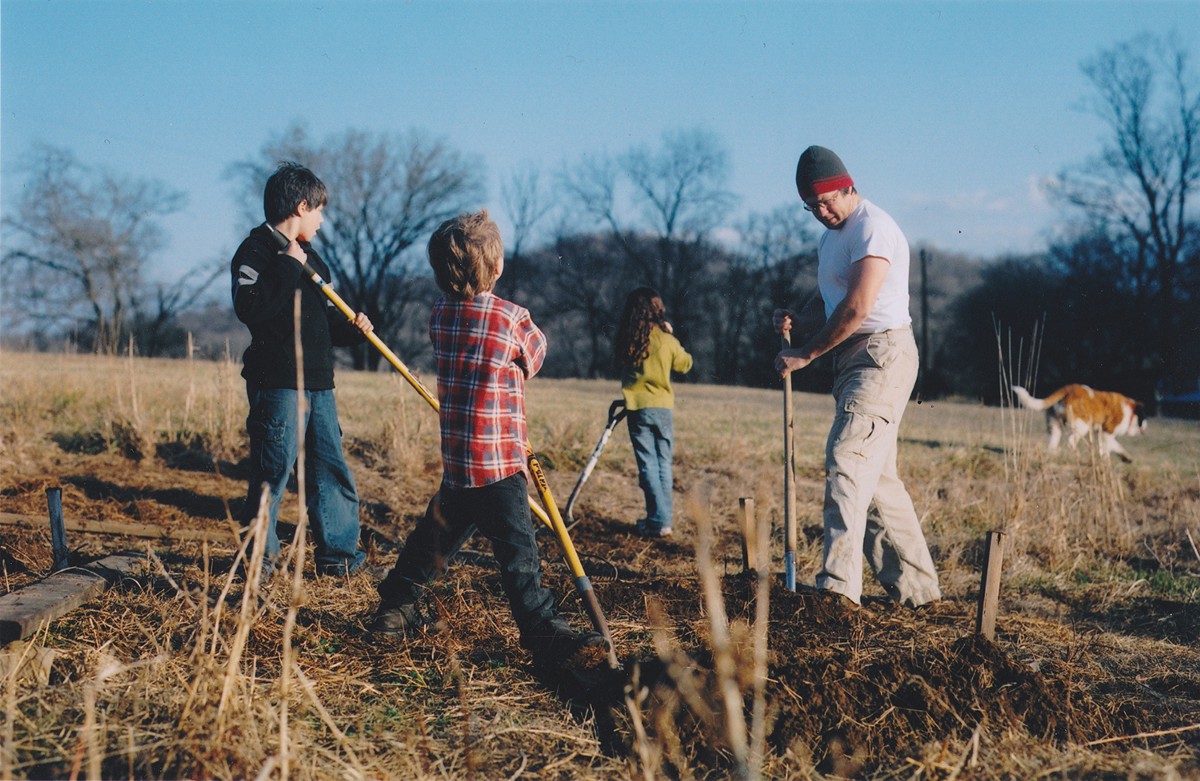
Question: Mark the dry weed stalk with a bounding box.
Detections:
[746,499,772,776]
[277,331,310,781]
[182,333,197,434]
[694,505,749,777]
[629,495,772,780]
[0,630,43,779]
[215,345,246,462]
[623,664,659,781]
[994,316,1043,524]
[215,486,272,729]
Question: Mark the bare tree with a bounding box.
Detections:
[1,144,186,353]
[623,128,736,242]
[228,124,485,369]
[1047,33,1200,391]
[502,163,555,259]
[529,233,629,378]
[558,128,736,346]
[500,163,555,300]
[710,205,819,385]
[619,128,737,341]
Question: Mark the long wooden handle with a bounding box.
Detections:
[781,332,797,591]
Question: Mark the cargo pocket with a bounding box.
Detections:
[836,398,894,459]
[248,416,289,478]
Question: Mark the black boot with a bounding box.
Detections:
[370,601,436,636]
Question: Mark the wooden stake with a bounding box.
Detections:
[46,488,69,571]
[975,530,1005,640]
[737,497,756,574]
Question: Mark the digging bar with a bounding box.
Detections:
[273,231,619,668]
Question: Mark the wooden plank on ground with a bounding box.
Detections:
[0,552,148,645]
[0,512,235,543]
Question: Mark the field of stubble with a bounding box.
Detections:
[1,350,1198,779]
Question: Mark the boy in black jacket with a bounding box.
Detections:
[230,162,373,578]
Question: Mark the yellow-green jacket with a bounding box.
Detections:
[621,327,693,410]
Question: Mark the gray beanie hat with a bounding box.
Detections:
[795,146,854,200]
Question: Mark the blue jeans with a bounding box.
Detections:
[376,473,556,637]
[627,407,675,531]
[241,386,365,575]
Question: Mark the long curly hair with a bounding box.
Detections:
[615,287,667,370]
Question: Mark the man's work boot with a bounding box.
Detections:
[369,602,434,636]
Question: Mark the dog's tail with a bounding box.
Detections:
[1013,384,1076,411]
[1011,385,1048,410]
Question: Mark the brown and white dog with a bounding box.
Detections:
[1011,384,1147,462]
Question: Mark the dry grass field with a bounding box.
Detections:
[2,350,1199,780]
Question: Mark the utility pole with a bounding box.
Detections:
[920,247,929,394]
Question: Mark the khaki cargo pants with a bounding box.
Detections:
[816,326,941,606]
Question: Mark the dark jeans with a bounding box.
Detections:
[240,385,365,575]
[377,473,556,635]
[627,407,675,531]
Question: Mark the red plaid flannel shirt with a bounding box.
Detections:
[431,292,547,489]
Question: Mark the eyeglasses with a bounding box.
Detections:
[803,191,843,213]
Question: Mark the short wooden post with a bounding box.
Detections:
[975,531,1005,640]
[737,498,756,574]
[46,487,69,571]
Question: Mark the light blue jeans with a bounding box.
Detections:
[241,386,365,575]
[627,407,675,532]
[818,327,940,606]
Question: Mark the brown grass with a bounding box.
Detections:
[2,350,1199,779]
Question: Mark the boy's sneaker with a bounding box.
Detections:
[635,519,673,538]
[369,602,434,636]
[522,617,608,665]
[229,557,276,584]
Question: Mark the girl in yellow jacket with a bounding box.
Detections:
[614,287,693,537]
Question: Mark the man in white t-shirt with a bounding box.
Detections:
[772,146,940,608]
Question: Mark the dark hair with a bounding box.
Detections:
[615,287,666,369]
[427,210,504,300]
[263,162,328,224]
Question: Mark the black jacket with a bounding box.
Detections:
[230,224,365,390]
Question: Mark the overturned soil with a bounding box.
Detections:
[3,436,1200,778]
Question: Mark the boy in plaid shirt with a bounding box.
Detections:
[372,210,604,665]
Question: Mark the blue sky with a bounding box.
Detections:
[3,0,1199,289]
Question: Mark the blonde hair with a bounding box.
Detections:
[427,210,504,300]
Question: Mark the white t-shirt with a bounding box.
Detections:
[816,198,912,334]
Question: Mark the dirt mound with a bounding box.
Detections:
[602,574,1127,777]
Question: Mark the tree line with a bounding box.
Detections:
[3,34,1197,405]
